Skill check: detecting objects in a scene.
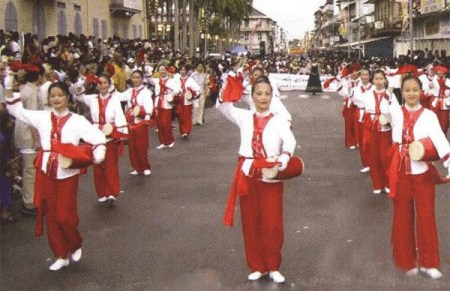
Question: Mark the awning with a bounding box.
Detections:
[333,36,392,48]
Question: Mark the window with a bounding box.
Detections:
[244,33,249,41]
[123,25,129,39]
[257,32,262,41]
[93,18,99,39]
[4,1,18,31]
[132,25,137,39]
[101,20,107,39]
[74,12,82,36]
[113,22,119,36]
[32,1,46,40]
[58,9,67,35]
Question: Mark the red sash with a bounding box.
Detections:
[158,78,168,109]
[126,87,144,123]
[47,112,72,178]
[97,94,112,126]
[371,90,389,131]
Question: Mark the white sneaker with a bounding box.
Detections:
[98,197,108,203]
[130,170,139,175]
[156,144,167,149]
[168,142,174,148]
[384,187,391,194]
[269,271,285,283]
[420,268,443,279]
[360,167,370,173]
[71,248,82,262]
[406,268,418,276]
[49,258,69,271]
[107,195,116,202]
[181,134,188,138]
[373,189,382,194]
[143,169,151,176]
[349,146,356,150]
[248,271,266,281]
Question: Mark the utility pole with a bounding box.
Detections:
[409,0,414,56]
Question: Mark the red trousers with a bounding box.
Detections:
[391,166,439,270]
[240,178,284,272]
[365,129,392,190]
[37,170,82,258]
[129,122,151,172]
[94,141,120,198]
[177,104,193,136]
[430,107,449,134]
[343,105,357,147]
[156,108,175,145]
[357,122,369,167]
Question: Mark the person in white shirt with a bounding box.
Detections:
[173,64,201,138]
[389,75,450,279]
[217,76,296,284]
[351,68,373,172]
[190,62,208,126]
[6,81,106,271]
[429,65,450,134]
[353,69,399,194]
[75,74,128,204]
[153,64,180,149]
[117,70,153,175]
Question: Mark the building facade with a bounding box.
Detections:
[238,7,282,55]
[308,0,450,59]
[1,0,148,40]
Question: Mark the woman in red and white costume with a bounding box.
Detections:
[429,65,450,134]
[153,64,180,149]
[338,66,360,150]
[118,70,153,176]
[173,64,201,138]
[6,81,106,271]
[217,76,296,283]
[351,68,373,173]
[75,74,128,204]
[389,75,450,279]
[355,69,399,194]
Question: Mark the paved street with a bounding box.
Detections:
[2,91,450,290]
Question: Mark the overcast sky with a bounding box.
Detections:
[252,0,326,40]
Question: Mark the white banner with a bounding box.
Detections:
[270,73,339,92]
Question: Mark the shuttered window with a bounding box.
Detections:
[32,2,46,40]
[74,12,82,36]
[58,10,67,35]
[4,1,18,31]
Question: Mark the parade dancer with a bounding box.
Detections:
[355,69,399,194]
[153,64,180,149]
[6,81,106,271]
[217,76,296,283]
[173,64,201,138]
[388,75,450,279]
[336,64,360,149]
[429,65,450,134]
[418,64,436,109]
[120,70,153,175]
[351,68,373,172]
[75,74,128,204]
